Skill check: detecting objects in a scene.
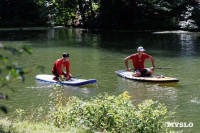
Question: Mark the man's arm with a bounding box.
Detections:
[124,56,132,71]
[66,62,70,76]
[56,62,63,76]
[148,55,155,70]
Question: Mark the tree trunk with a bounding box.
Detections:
[130,0,138,21]
[78,0,86,24]
[89,0,94,19]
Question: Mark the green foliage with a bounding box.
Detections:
[48,90,169,132]
[23,46,32,55]
[1,0,199,30]
[192,4,200,28]
[98,0,200,30]
[0,118,86,133]
[0,44,32,83]
[46,0,78,26]
[0,42,43,114]
[0,0,48,27]
[0,54,7,62]
[134,100,168,133]
[178,6,198,30]
[0,88,172,132]
[0,44,30,113]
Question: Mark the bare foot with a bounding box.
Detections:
[53,77,59,81]
[132,72,140,77]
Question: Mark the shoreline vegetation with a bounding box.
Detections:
[0,27,199,35]
[0,88,174,133]
[0,0,200,31]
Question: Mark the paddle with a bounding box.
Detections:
[72,74,82,78]
[122,67,171,72]
[58,74,82,81]
[136,67,171,70]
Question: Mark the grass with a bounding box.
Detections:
[0,118,86,133]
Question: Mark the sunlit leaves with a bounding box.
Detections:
[23,46,32,54]
[179,6,198,29]
[49,90,170,132]
[4,63,26,82]
[0,54,8,62]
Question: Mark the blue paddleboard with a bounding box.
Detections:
[35,74,97,86]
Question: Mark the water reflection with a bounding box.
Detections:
[47,29,55,39]
[1,28,200,57]
[35,80,98,99]
[116,77,178,108]
[179,34,195,56]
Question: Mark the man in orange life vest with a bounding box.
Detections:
[124,46,155,77]
[52,53,72,80]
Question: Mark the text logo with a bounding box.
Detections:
[166,122,193,128]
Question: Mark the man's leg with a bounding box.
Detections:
[52,71,59,80]
[144,68,153,76]
[132,70,141,77]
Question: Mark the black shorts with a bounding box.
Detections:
[135,69,150,77]
[52,69,67,77]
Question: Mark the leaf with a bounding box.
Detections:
[0,54,8,62]
[23,46,32,54]
[36,65,45,73]
[4,46,22,55]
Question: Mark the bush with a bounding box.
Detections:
[48,89,169,133]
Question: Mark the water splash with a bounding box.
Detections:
[191,97,200,104]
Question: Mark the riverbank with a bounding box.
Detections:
[0,92,170,133]
[0,119,84,133]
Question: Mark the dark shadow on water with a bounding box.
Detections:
[1,27,200,57]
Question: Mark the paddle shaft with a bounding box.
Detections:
[124,67,171,71]
[72,74,82,78]
[59,74,82,81]
[136,67,171,70]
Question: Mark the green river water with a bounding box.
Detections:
[0,28,200,132]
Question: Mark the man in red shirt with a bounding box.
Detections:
[124,46,155,77]
[52,53,72,80]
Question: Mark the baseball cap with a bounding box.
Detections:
[62,53,69,58]
[137,46,145,51]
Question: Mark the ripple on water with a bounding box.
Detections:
[191,97,200,104]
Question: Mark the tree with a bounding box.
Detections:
[0,0,199,30]
[0,0,48,27]
[97,0,199,30]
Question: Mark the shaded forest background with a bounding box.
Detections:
[0,0,200,30]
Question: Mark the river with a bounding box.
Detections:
[0,28,200,132]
